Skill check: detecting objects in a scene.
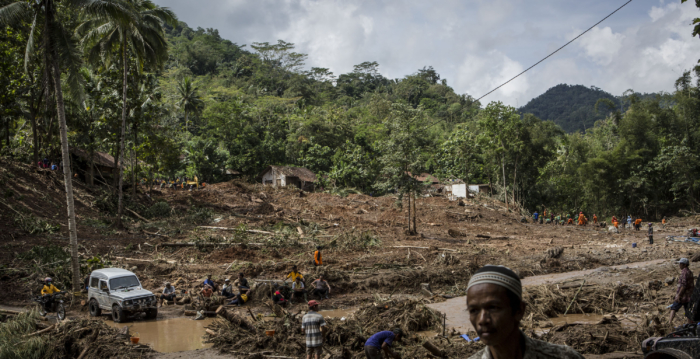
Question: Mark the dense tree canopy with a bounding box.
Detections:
[1,1,700,228]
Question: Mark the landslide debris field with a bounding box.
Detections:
[2,158,700,358]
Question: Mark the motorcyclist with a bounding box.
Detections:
[40,277,61,314]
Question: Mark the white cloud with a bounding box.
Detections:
[573,26,625,66]
[156,0,700,107]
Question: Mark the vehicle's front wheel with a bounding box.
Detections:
[112,305,125,323]
[145,308,158,320]
[56,303,66,321]
[89,299,101,317]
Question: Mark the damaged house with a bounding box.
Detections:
[257,165,316,191]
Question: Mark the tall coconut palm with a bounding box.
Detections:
[78,0,176,227]
[177,76,203,132]
[0,0,133,291]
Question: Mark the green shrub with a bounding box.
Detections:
[146,201,172,218]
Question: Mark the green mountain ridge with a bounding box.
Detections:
[519,84,662,133]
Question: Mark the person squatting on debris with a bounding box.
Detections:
[647,223,654,245]
[364,329,403,359]
[669,258,694,325]
[285,265,304,283]
[272,290,288,306]
[311,275,331,299]
[41,277,61,314]
[227,291,249,306]
[203,274,218,291]
[201,284,213,298]
[292,276,308,303]
[159,282,176,307]
[314,246,323,266]
[221,279,236,299]
[233,273,249,291]
[301,300,327,359]
[466,265,584,359]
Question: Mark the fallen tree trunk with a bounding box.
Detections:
[114,256,177,264]
[215,306,256,331]
[0,309,22,315]
[391,246,457,252]
[199,226,274,235]
[159,242,264,248]
[184,310,217,316]
[126,208,150,222]
[24,324,55,338]
[422,341,446,357]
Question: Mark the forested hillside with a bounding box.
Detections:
[1,0,700,223]
[519,84,620,132]
[519,84,664,133]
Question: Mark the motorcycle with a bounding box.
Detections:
[33,293,66,320]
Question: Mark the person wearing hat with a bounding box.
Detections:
[301,300,327,359]
[221,279,236,299]
[466,265,583,359]
[669,258,695,325]
[159,282,176,307]
[364,328,403,359]
[314,246,323,266]
[647,223,654,245]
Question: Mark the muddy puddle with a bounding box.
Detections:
[521,259,666,286]
[318,308,357,319]
[107,317,214,353]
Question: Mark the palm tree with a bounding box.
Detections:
[177,76,203,132]
[0,0,132,291]
[78,0,176,227]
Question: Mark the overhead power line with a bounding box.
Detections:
[476,0,634,102]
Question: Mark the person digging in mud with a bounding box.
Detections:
[364,328,403,359]
[159,282,176,307]
[40,277,61,314]
[669,258,694,326]
[221,279,236,299]
[292,276,308,303]
[302,300,327,359]
[311,275,331,299]
[314,246,323,266]
[466,265,584,359]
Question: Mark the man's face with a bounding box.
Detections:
[466,284,523,346]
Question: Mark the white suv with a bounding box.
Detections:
[87,268,157,322]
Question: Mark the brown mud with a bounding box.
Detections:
[1,156,700,357]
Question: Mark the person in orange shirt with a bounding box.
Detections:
[634,218,642,231]
[567,217,573,225]
[662,217,667,228]
[593,214,598,224]
[314,246,323,266]
[577,212,584,226]
[201,284,213,298]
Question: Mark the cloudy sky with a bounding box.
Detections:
[153,0,700,107]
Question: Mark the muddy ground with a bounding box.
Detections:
[2,157,700,358]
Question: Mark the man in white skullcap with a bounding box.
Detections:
[466,265,583,359]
